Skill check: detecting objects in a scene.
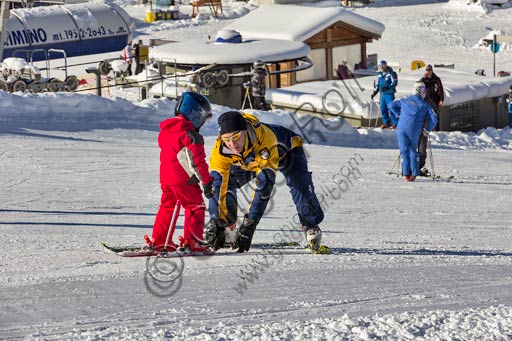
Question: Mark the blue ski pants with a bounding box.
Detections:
[397,129,420,176]
[381,94,397,126]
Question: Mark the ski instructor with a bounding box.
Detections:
[371,60,398,129]
[205,111,324,253]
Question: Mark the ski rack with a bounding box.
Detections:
[1,47,78,93]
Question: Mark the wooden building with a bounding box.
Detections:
[224,5,384,89]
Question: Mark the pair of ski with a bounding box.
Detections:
[102,200,331,257]
[388,171,454,181]
[101,241,332,257]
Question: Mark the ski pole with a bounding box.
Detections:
[397,154,400,177]
[369,100,374,127]
[388,153,400,175]
[427,132,436,179]
[374,101,380,128]
[163,200,181,254]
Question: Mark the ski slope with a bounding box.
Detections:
[1,90,512,339]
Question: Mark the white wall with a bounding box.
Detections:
[296,48,326,82]
[332,44,362,76]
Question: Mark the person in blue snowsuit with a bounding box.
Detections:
[388,82,438,182]
[371,60,398,128]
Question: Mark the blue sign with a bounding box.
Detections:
[490,42,500,53]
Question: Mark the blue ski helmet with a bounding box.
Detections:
[175,92,212,129]
[379,60,387,67]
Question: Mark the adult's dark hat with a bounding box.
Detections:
[426,64,433,71]
[218,111,246,135]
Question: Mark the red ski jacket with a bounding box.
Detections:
[158,115,212,186]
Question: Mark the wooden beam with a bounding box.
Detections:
[331,20,381,40]
[361,43,366,65]
[308,37,369,50]
[327,47,333,80]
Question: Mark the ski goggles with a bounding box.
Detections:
[221,131,243,143]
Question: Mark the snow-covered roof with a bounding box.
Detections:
[266,68,512,118]
[149,38,310,65]
[223,5,385,42]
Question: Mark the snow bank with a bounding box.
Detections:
[0,90,172,128]
[1,90,511,150]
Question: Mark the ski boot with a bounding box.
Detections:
[304,226,322,251]
[144,234,176,253]
[204,220,237,250]
[419,167,431,177]
[177,236,213,254]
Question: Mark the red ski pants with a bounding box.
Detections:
[152,184,205,247]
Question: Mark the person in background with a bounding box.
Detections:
[388,82,438,182]
[133,39,144,75]
[418,64,444,176]
[123,41,133,76]
[205,111,324,253]
[371,60,398,129]
[144,92,214,253]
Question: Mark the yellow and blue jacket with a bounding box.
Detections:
[209,113,303,224]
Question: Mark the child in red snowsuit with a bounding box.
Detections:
[146,92,214,252]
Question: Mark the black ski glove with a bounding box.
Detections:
[371,90,378,100]
[203,181,214,199]
[236,216,257,253]
[204,219,226,250]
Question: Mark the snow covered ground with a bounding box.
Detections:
[1,90,512,339]
[1,0,512,339]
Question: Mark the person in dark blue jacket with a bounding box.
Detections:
[372,60,398,129]
[388,82,438,182]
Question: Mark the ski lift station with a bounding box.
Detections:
[1,2,133,62]
[142,5,384,109]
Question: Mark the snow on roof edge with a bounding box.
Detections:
[149,39,311,65]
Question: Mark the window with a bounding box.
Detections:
[296,49,326,82]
